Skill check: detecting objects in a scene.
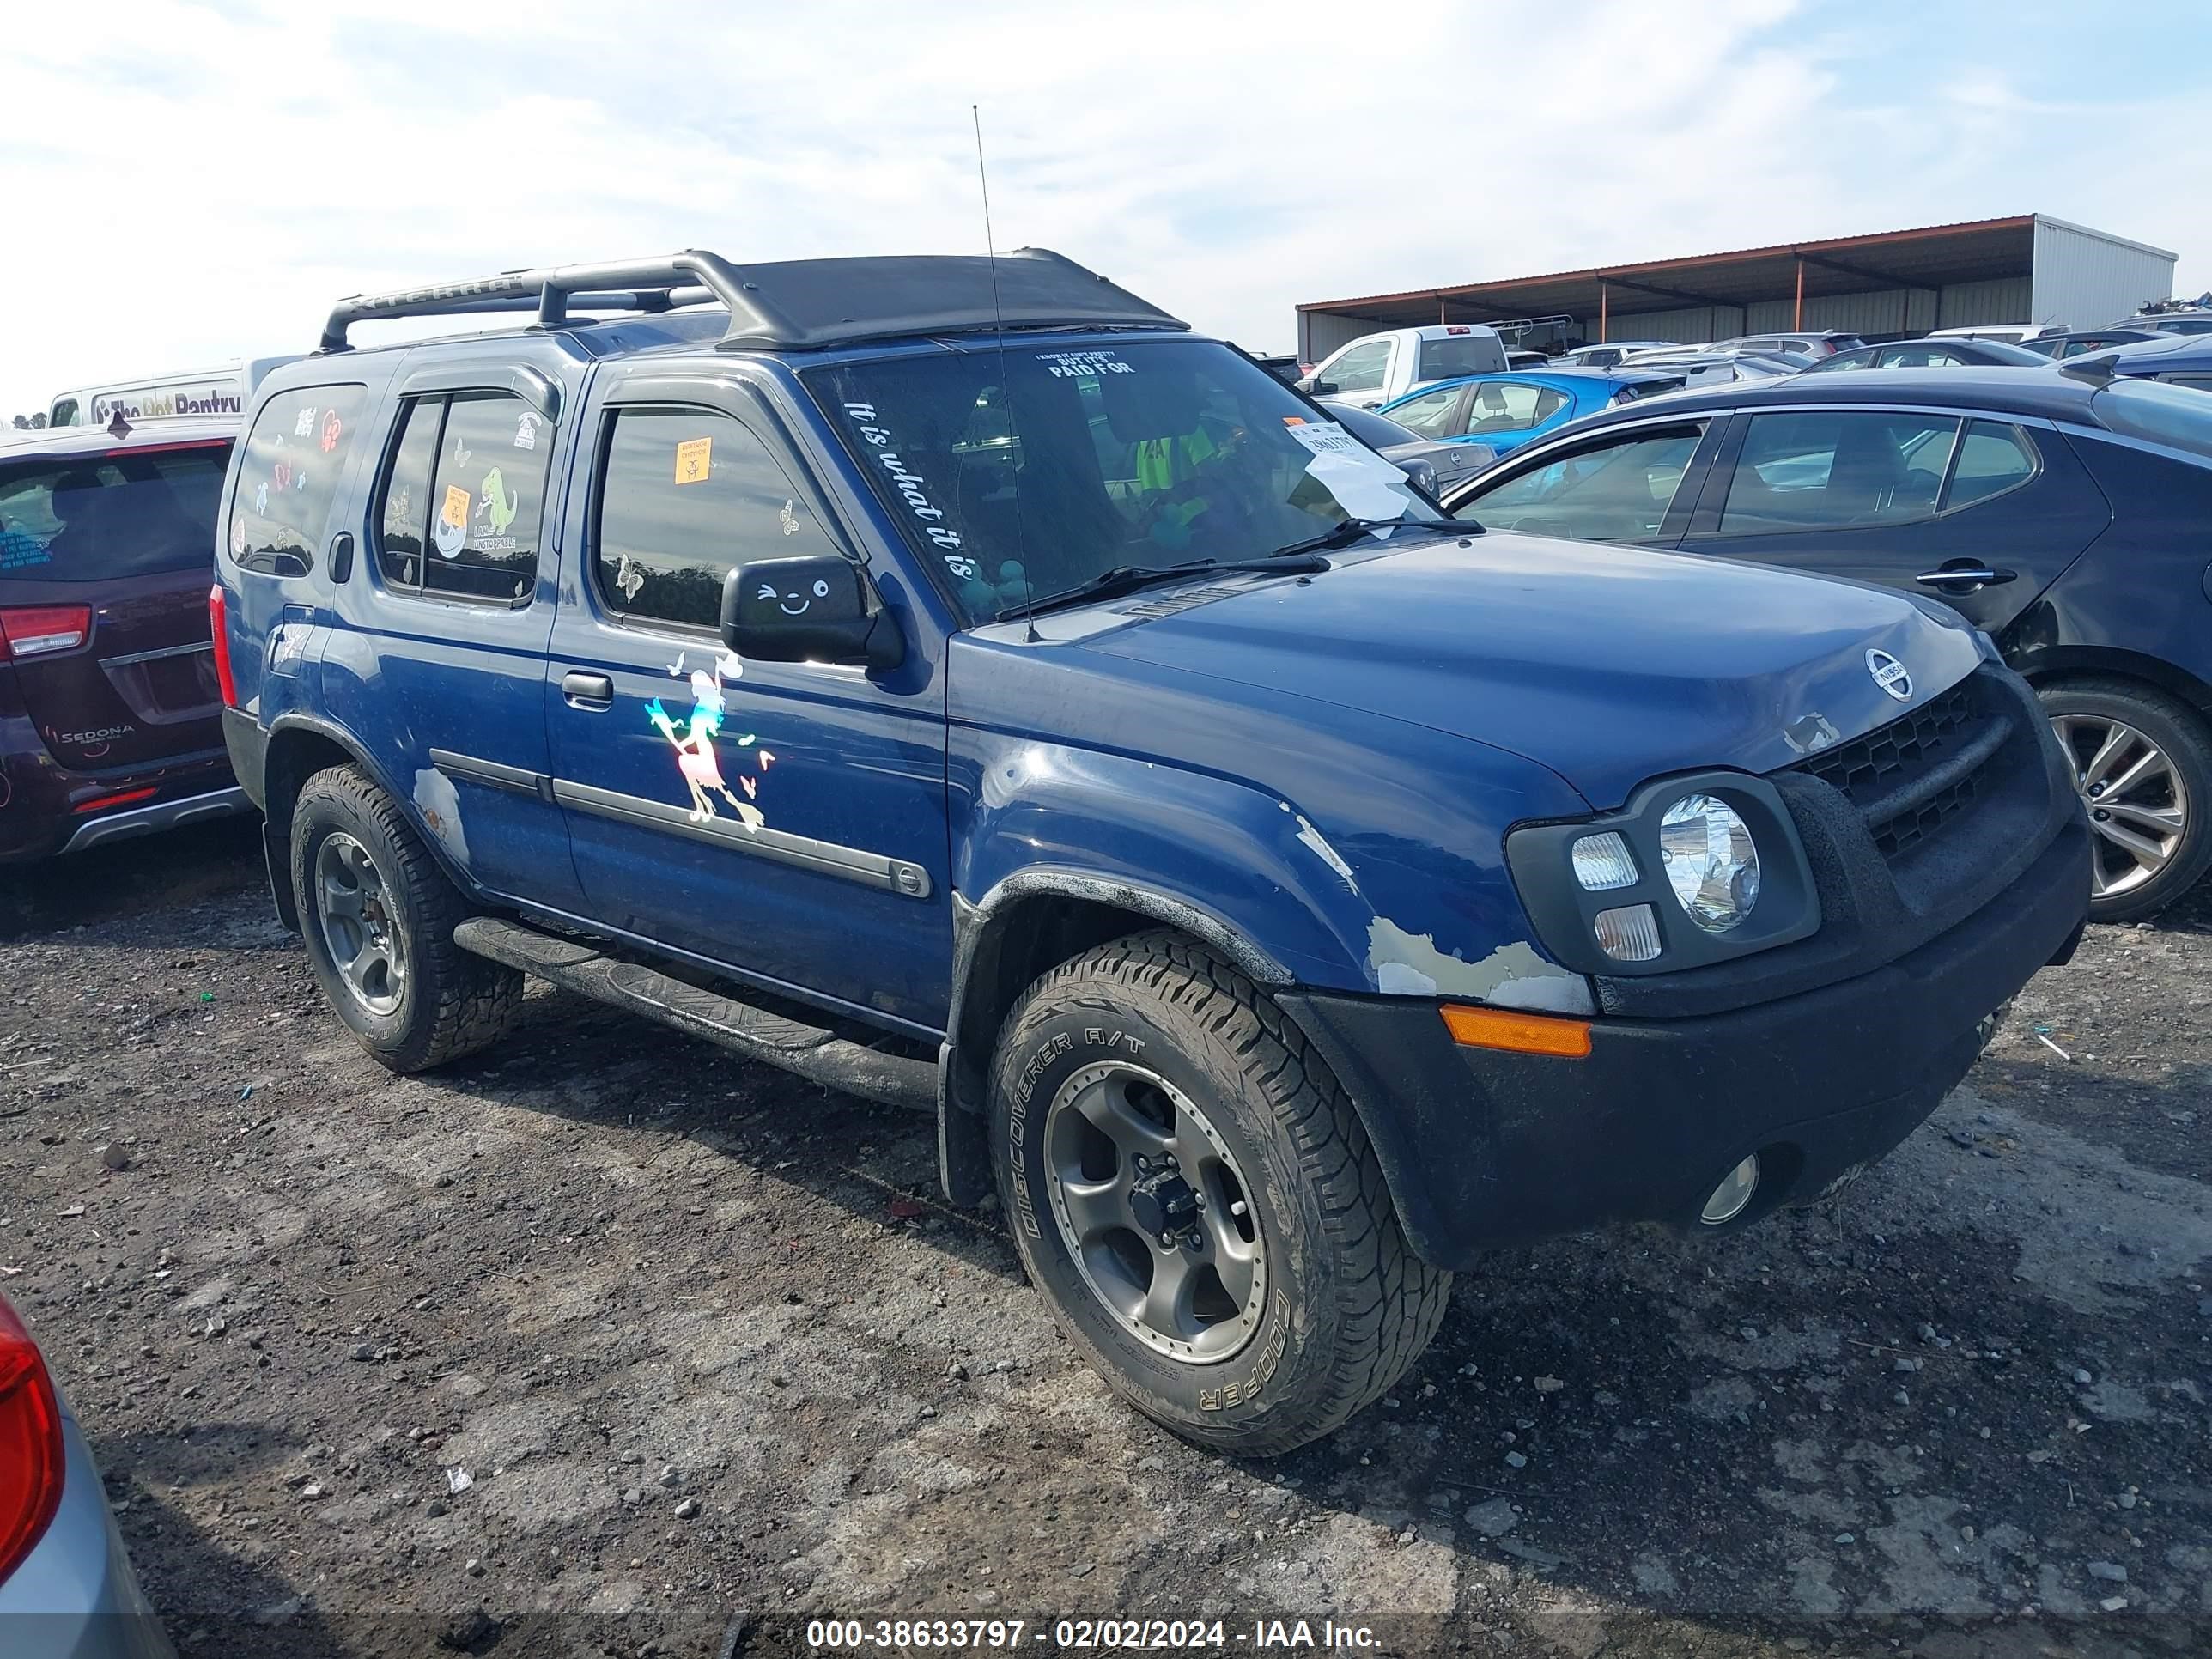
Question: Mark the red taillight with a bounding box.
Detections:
[209,584,238,709]
[0,605,92,663]
[0,1296,65,1582]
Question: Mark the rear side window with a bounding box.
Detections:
[374,392,553,605]
[0,441,232,580]
[1463,380,1551,434]
[592,406,840,631]
[1945,421,2038,507]
[231,386,368,570]
[1719,410,1960,533]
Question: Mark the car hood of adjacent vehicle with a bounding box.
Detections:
[1078,528,1986,810]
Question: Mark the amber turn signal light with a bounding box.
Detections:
[1438,1003,1592,1059]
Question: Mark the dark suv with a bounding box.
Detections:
[0,419,245,866]
[216,250,2086,1452]
[1444,368,2212,921]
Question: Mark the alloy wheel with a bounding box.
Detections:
[315,831,407,1015]
[2053,714,2190,901]
[1042,1061,1267,1364]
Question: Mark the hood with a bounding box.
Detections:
[1080,529,1986,809]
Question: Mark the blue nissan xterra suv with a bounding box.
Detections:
[215,249,2090,1453]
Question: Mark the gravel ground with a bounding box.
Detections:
[2,821,2209,1658]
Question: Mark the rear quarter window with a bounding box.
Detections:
[231,386,368,570]
[373,392,555,605]
[0,440,233,581]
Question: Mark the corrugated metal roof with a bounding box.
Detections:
[1301,216,2041,313]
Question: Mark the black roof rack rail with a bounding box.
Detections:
[319,251,749,352]
[319,247,1187,356]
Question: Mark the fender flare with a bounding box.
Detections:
[263,714,480,920]
[934,866,1292,1206]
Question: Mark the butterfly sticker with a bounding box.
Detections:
[615,550,645,604]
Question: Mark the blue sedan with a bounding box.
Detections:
[1378,368,1687,460]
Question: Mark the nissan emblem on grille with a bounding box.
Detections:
[1866,649,1913,702]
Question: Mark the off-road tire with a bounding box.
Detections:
[988,930,1451,1454]
[291,765,522,1073]
[2039,678,2212,924]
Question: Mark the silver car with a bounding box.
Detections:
[0,1296,173,1658]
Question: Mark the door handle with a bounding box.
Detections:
[561,671,614,708]
[1914,565,2014,592]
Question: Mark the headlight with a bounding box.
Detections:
[1657,793,1761,932]
[1502,771,1817,978]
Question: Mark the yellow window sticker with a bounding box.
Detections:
[440,483,471,530]
[675,436,713,485]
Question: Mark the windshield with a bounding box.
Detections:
[2093,379,2212,461]
[0,441,230,580]
[805,340,1428,623]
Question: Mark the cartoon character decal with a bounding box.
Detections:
[477,468,520,537]
[758,575,831,617]
[645,667,769,830]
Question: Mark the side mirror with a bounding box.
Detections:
[1394,457,1439,497]
[1296,377,1340,396]
[720,556,904,672]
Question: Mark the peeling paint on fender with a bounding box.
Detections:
[413,768,469,866]
[1365,917,1591,1015]
[1281,801,1359,893]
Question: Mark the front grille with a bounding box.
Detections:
[1792,678,2007,860]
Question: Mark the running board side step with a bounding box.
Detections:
[453,917,937,1111]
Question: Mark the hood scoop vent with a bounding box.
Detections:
[1115,581,1255,620]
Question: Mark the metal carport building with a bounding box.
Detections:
[1296,215,2176,362]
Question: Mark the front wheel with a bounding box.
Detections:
[291,765,522,1072]
[2040,679,2212,923]
[989,931,1451,1455]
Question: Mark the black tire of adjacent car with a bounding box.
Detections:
[291,765,522,1073]
[2038,678,2212,924]
[988,929,1452,1455]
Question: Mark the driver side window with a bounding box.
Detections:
[1382,386,1463,437]
[1455,425,1707,543]
[592,405,838,632]
[1321,342,1390,394]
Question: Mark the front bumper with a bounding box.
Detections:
[0,1405,173,1659]
[1281,812,2090,1268]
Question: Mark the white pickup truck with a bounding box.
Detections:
[1297,324,1509,409]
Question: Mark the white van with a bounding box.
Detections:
[46,357,301,428]
[1297,325,1508,409]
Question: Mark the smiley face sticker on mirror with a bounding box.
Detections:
[757,576,832,617]
[674,437,712,486]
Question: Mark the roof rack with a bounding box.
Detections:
[318,247,1186,355]
[319,251,749,352]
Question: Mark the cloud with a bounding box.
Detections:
[2,0,2206,417]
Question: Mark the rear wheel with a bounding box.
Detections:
[291,765,522,1071]
[989,930,1451,1455]
[2039,679,2212,923]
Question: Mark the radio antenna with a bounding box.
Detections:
[973,104,1036,642]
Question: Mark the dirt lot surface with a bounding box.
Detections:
[3,823,2209,1658]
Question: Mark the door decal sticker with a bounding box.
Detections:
[644,667,767,830]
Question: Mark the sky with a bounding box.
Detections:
[4,0,2209,419]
